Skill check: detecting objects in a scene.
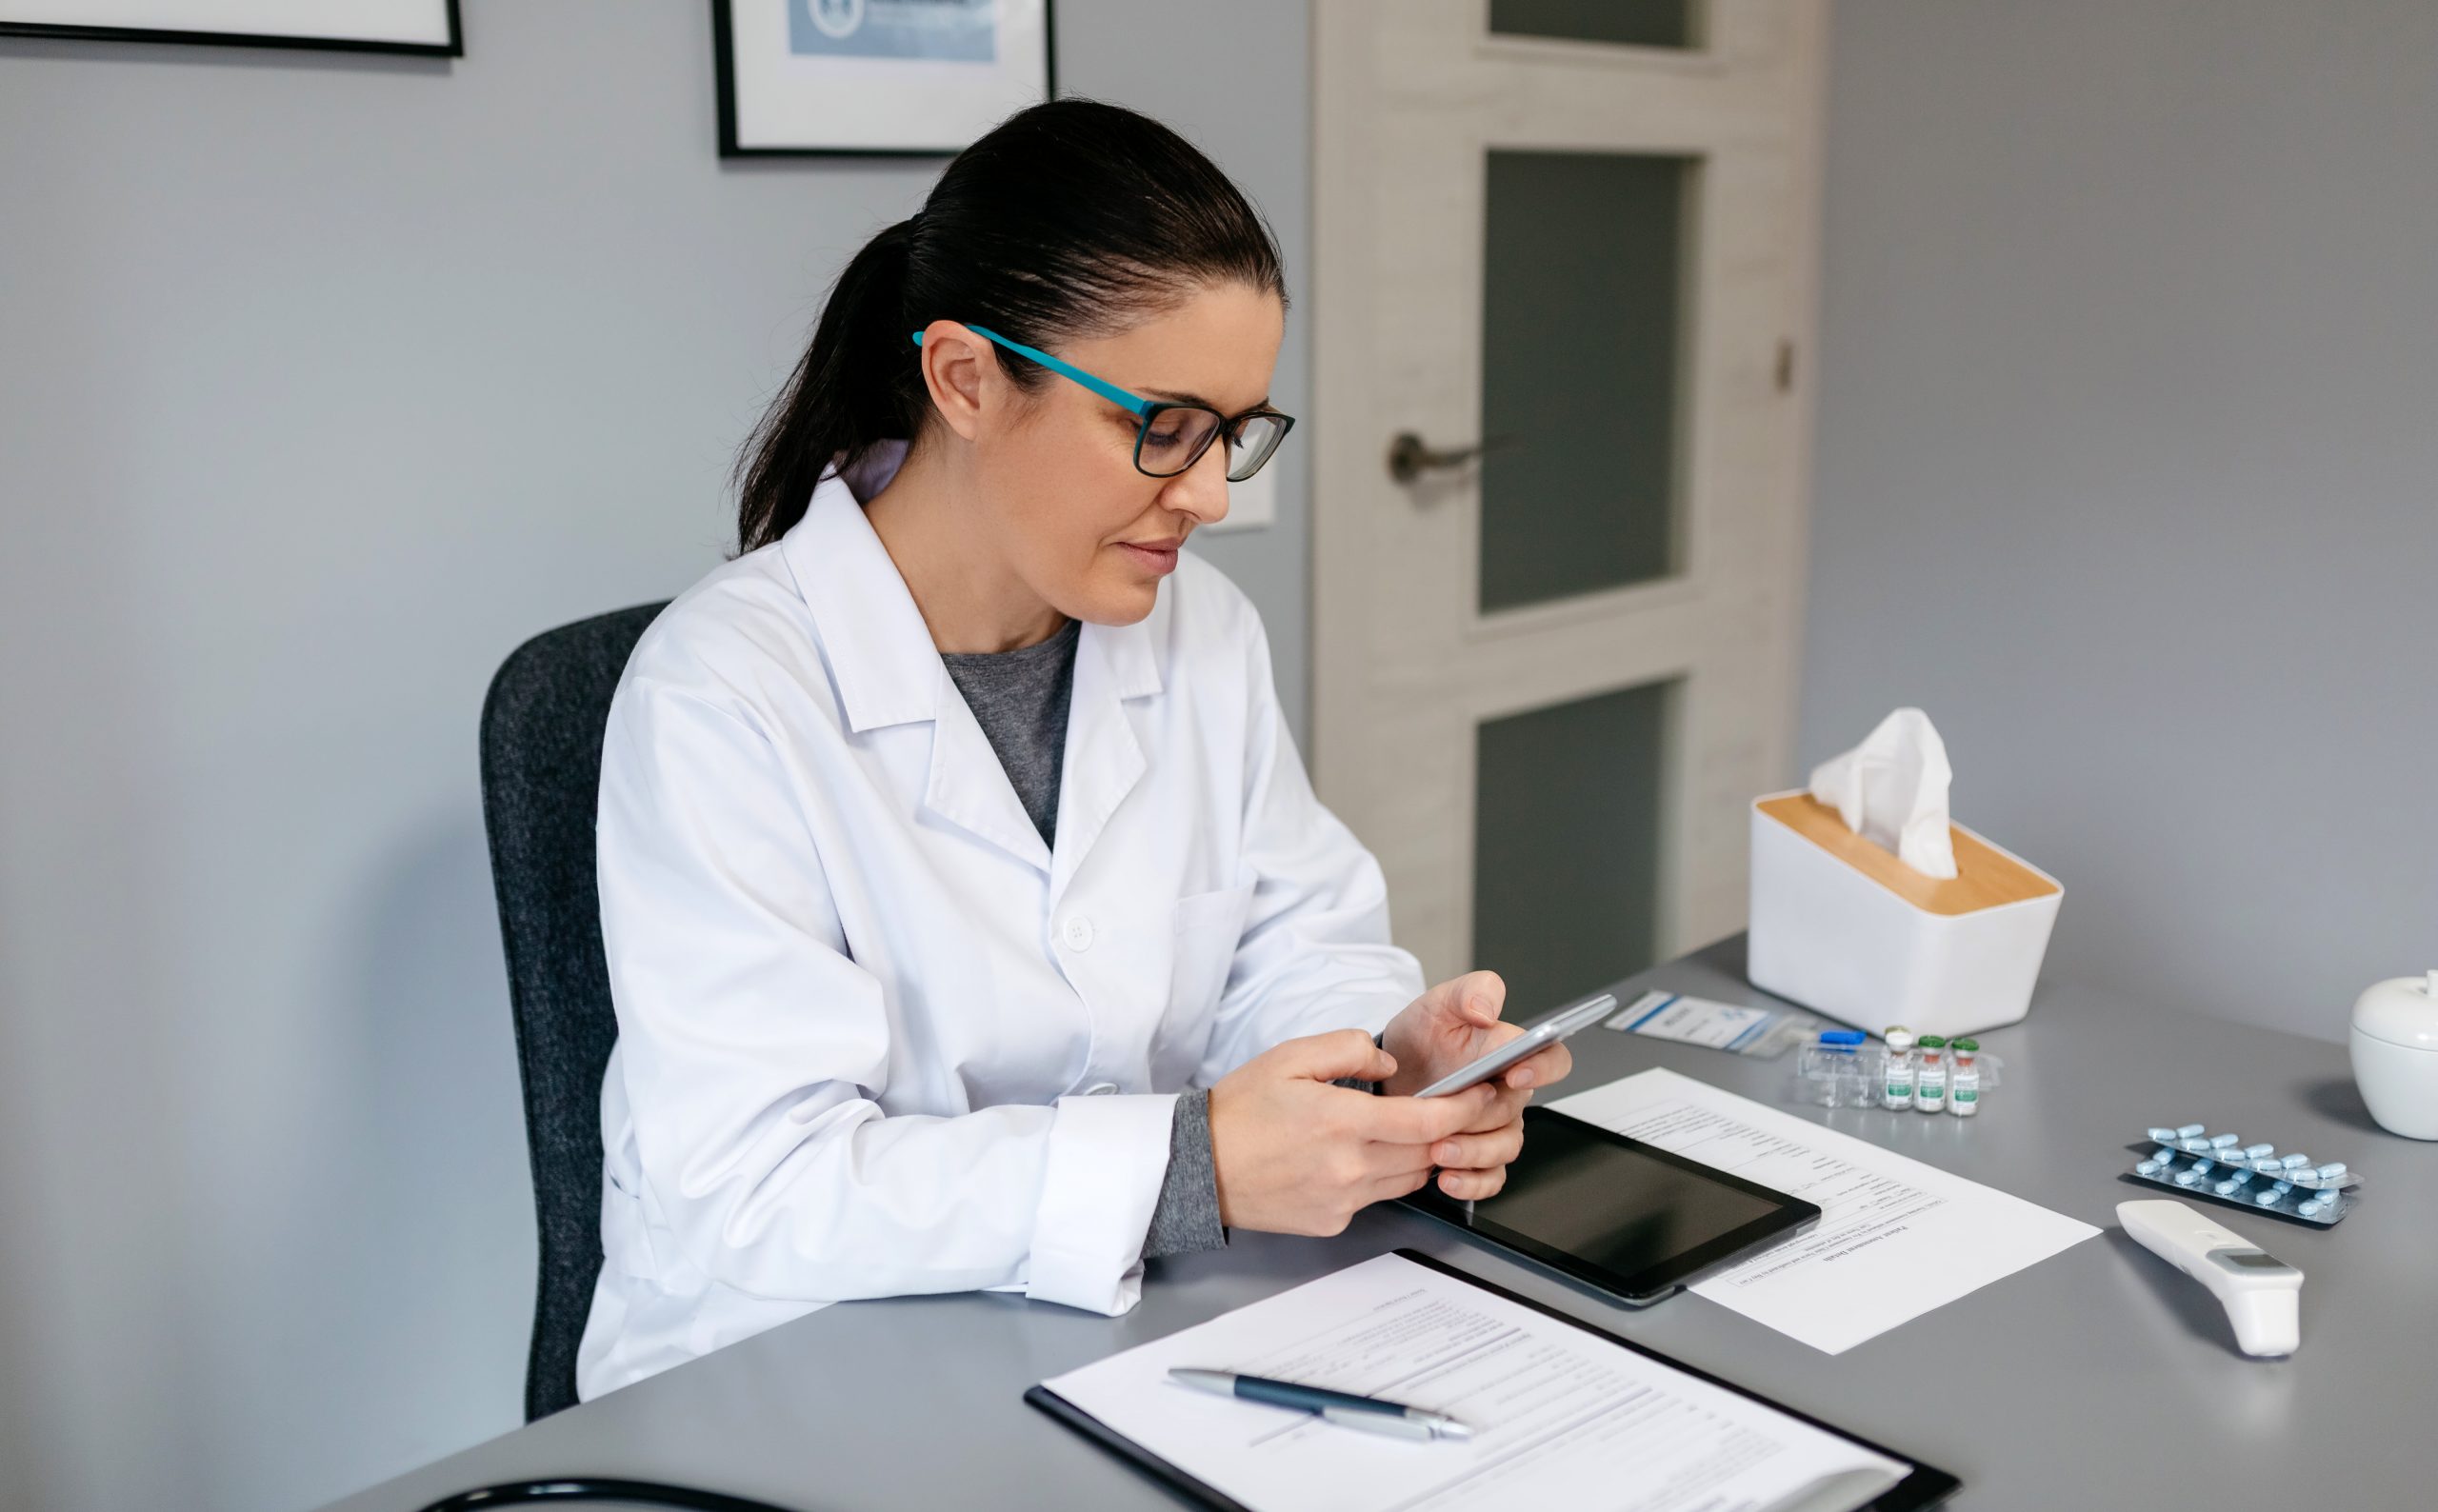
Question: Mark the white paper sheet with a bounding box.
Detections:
[1040,1252,1908,1512]
[1551,1068,2096,1354]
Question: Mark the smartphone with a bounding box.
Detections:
[1410,990,1619,1099]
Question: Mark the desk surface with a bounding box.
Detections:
[323,937,2436,1512]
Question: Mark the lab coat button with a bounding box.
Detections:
[1083,1081,1118,1096]
[1061,914,1094,951]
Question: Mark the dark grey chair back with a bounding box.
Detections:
[477,601,668,1421]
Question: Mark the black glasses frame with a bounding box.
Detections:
[1130,403,1297,483]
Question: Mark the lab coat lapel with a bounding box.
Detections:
[1049,611,1164,905]
[924,669,1054,874]
[780,462,1051,874]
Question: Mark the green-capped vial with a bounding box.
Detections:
[1913,1035,1948,1113]
[1949,1038,1981,1117]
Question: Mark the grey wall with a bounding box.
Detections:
[0,5,1309,1510]
[1806,0,2438,1043]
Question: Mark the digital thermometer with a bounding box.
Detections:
[2118,1199,2303,1357]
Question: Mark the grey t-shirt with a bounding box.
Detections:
[941,620,1225,1259]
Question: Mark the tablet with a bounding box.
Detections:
[1402,1105,1820,1305]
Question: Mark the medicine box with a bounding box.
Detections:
[1747,791,2062,1041]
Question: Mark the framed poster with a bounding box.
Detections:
[0,0,461,56]
[713,0,1055,158]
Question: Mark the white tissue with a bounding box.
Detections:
[1809,707,1958,879]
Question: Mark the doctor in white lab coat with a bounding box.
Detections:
[577,100,1571,1399]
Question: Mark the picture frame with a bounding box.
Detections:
[713,0,1055,159]
[0,1,461,56]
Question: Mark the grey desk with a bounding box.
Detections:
[324,937,2435,1512]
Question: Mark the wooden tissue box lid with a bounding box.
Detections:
[1755,793,2060,918]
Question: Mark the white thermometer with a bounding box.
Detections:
[2118,1199,2303,1357]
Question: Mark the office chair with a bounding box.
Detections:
[478,600,668,1421]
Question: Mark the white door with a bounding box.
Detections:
[1310,0,1825,1013]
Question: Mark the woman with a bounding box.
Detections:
[578,99,1571,1400]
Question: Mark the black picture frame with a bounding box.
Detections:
[712,0,1057,160]
[0,1,462,57]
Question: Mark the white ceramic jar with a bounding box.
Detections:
[2350,971,2438,1141]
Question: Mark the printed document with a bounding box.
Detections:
[1039,1252,1907,1512]
[1552,1068,2096,1353]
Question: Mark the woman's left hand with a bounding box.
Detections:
[1378,970,1574,1201]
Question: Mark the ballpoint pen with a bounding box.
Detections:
[1168,1368,1473,1441]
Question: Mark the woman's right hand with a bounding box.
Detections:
[1206,1029,1502,1236]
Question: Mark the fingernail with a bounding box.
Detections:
[1509,1067,1534,1088]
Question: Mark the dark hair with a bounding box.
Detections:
[731,98,1289,553]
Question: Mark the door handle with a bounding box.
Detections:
[1387,430,1512,486]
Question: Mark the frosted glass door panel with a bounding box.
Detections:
[1489,0,1698,50]
[1480,149,1691,612]
[1471,680,1672,1018]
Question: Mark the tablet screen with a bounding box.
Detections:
[1406,1107,1817,1302]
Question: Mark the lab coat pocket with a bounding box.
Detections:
[1151,883,1255,1084]
[1170,884,1255,1012]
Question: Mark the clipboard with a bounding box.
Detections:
[1027,1248,1961,1512]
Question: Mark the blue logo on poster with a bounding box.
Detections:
[789,0,999,63]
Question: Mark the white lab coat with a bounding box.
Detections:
[576,442,1425,1399]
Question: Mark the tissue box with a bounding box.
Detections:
[1748,791,2062,1039]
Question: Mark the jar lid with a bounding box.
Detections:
[2353,972,2438,1049]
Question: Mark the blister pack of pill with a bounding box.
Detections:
[2127,1124,2362,1227]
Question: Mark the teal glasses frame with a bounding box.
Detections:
[911,324,1295,483]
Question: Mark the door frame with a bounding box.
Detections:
[1308,0,1830,981]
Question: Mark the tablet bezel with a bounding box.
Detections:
[1400,1105,1823,1304]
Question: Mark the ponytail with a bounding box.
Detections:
[732,216,921,552]
[730,98,1287,553]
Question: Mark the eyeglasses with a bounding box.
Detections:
[910,324,1295,483]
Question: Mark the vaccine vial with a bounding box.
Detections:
[1882,1026,1917,1110]
[1912,1036,1947,1113]
[1948,1038,1981,1116]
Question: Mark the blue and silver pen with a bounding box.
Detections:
[1168,1368,1473,1442]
